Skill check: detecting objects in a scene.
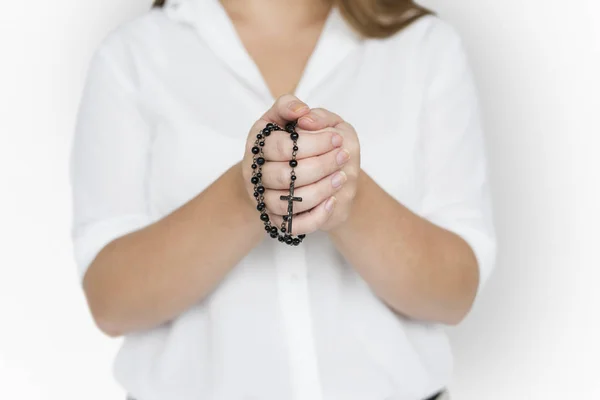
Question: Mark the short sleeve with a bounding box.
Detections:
[69,38,154,283]
[416,22,497,300]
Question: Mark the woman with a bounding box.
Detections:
[70,0,496,398]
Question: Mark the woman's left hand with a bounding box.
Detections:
[296,108,361,232]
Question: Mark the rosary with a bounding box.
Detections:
[250,120,306,246]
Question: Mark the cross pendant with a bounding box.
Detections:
[280,182,302,235]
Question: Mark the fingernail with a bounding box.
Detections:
[331,171,347,188]
[325,196,337,212]
[289,101,308,113]
[331,133,343,147]
[336,149,350,165]
[299,115,314,124]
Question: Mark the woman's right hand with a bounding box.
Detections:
[242,95,350,236]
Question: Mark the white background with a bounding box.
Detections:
[1,0,599,399]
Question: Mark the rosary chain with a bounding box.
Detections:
[250,121,306,246]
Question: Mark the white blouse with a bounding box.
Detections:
[70,0,496,399]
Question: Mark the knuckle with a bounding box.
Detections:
[263,198,272,213]
[329,152,339,171]
[326,128,342,142]
[306,217,318,233]
[251,119,266,133]
[311,107,328,117]
[314,158,327,179]
[320,177,333,198]
[275,196,287,215]
[277,167,289,188]
[276,94,296,108]
[264,194,282,215]
[276,94,293,103]
[275,137,287,159]
[327,128,341,136]
[339,121,353,131]
[319,207,331,225]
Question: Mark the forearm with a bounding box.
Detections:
[328,170,479,325]
[83,162,262,336]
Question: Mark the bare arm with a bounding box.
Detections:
[83,162,261,337]
[76,92,328,337]
[72,33,333,338]
[295,27,496,326]
[328,170,479,325]
[297,110,481,325]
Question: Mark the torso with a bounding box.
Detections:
[86,2,463,398]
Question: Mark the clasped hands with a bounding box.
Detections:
[242,95,360,235]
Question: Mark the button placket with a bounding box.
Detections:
[275,245,323,400]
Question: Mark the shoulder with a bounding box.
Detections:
[383,15,462,52]
[364,14,474,90]
[87,9,182,88]
[95,10,167,57]
[375,14,467,62]
[359,14,468,75]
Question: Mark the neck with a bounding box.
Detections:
[220,0,333,26]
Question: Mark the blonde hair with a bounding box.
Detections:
[152,0,431,38]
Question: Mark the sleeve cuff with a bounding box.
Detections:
[426,215,497,302]
[72,214,153,283]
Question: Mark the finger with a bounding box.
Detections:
[270,196,337,236]
[259,94,310,127]
[296,107,344,131]
[260,147,351,189]
[256,129,344,161]
[263,171,347,215]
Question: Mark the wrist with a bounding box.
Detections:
[230,161,264,238]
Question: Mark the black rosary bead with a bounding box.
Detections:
[250,121,305,246]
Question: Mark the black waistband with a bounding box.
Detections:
[425,391,444,400]
[128,391,445,400]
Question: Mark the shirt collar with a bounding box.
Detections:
[164,0,363,104]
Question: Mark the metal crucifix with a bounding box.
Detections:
[280,182,302,234]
